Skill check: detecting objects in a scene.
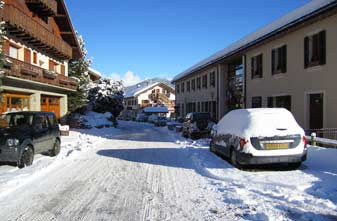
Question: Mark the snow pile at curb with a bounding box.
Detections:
[80,111,114,127]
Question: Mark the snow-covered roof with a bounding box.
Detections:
[88,67,102,77]
[143,106,169,113]
[172,0,336,82]
[124,82,159,98]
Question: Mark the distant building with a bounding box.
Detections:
[0,0,81,121]
[173,0,337,130]
[88,67,101,83]
[122,79,175,119]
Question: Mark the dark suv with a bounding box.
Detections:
[182,112,215,140]
[0,111,61,168]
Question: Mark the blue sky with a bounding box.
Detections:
[65,0,310,85]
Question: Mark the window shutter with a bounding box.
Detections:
[258,54,263,77]
[3,40,9,55]
[304,36,309,68]
[282,45,287,73]
[319,30,326,65]
[251,57,254,78]
[271,49,275,75]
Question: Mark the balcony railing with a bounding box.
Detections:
[0,4,72,60]
[25,0,58,16]
[2,56,77,91]
[148,93,171,103]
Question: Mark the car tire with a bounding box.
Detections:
[182,130,188,138]
[18,146,34,169]
[289,162,301,170]
[50,139,61,157]
[209,140,216,153]
[190,133,197,140]
[230,148,242,169]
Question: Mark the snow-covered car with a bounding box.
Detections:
[136,113,147,122]
[210,108,307,168]
[148,114,159,123]
[154,117,167,127]
[0,111,61,168]
[182,112,214,140]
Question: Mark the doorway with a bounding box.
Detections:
[309,93,323,129]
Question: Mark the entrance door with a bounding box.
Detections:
[41,96,60,119]
[309,93,323,129]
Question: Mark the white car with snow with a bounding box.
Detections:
[210,108,307,168]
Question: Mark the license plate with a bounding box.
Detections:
[264,143,289,150]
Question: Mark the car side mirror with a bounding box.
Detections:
[212,125,218,132]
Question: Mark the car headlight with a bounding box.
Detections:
[7,138,19,147]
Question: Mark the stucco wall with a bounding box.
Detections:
[246,13,337,129]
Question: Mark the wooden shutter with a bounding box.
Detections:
[281,45,287,73]
[271,49,275,75]
[24,48,31,63]
[2,40,9,55]
[251,57,255,78]
[49,60,55,71]
[319,30,326,65]
[304,36,309,68]
[258,54,263,77]
[60,64,65,75]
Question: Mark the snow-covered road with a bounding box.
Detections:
[0,121,336,221]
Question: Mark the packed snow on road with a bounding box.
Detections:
[0,119,336,220]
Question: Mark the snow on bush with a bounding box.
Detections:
[80,111,114,128]
[87,78,124,125]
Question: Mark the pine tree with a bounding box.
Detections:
[67,32,92,113]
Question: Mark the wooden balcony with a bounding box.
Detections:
[25,0,58,17]
[2,56,78,91]
[0,4,72,60]
[148,93,171,103]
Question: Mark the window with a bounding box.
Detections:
[49,60,56,72]
[33,52,37,64]
[304,30,326,68]
[191,79,196,91]
[227,60,243,110]
[272,45,287,75]
[210,71,216,87]
[202,75,207,89]
[267,96,292,111]
[1,94,30,114]
[176,84,180,94]
[181,82,185,93]
[197,77,201,90]
[252,96,262,108]
[187,81,190,92]
[9,45,19,59]
[251,54,263,79]
[33,114,48,131]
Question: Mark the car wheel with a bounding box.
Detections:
[230,148,242,169]
[50,139,61,157]
[182,130,188,138]
[209,140,216,153]
[190,133,197,140]
[18,146,34,169]
[289,162,301,170]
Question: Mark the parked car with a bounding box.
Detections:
[0,111,61,168]
[136,113,146,122]
[167,121,180,130]
[182,112,215,140]
[209,108,307,169]
[154,117,167,127]
[148,114,159,123]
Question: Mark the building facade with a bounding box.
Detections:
[173,0,337,130]
[0,0,81,121]
[123,81,175,119]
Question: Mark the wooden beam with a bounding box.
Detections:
[60,31,73,35]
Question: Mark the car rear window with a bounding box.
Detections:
[0,113,33,128]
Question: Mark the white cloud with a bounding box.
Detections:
[110,71,142,86]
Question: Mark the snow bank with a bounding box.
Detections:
[80,111,113,127]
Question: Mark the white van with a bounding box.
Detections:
[210,108,307,168]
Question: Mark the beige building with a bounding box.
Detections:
[123,81,175,119]
[0,0,81,121]
[173,0,337,129]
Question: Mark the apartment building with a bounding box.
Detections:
[173,0,337,129]
[123,79,175,119]
[0,0,81,121]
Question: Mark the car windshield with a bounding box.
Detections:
[193,113,211,121]
[0,113,33,128]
